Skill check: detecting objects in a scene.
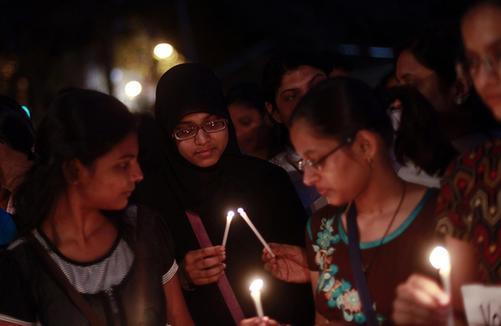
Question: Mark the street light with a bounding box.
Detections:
[153,43,174,60]
[124,81,142,99]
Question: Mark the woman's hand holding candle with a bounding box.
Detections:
[262,243,310,284]
[392,274,450,325]
[183,246,226,285]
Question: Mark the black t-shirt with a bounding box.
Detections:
[0,205,177,326]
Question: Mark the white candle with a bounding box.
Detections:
[222,210,235,247]
[429,246,454,326]
[237,208,275,257]
[249,278,264,318]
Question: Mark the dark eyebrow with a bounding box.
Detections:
[118,154,136,160]
[309,73,326,84]
[279,88,299,96]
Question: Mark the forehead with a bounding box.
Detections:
[179,112,215,124]
[290,119,335,154]
[278,65,325,90]
[462,5,501,50]
[228,103,261,116]
[94,133,138,162]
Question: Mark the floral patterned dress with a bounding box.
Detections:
[306,189,439,325]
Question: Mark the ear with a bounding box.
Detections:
[452,63,472,105]
[265,101,282,124]
[62,159,86,185]
[353,130,379,164]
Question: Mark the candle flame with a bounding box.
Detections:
[249,278,264,292]
[429,246,450,270]
[227,210,235,220]
[237,207,245,215]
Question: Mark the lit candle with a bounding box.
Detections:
[429,246,454,326]
[237,208,275,257]
[222,210,235,247]
[249,278,264,318]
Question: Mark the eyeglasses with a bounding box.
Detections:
[465,50,501,78]
[298,137,353,172]
[172,119,228,141]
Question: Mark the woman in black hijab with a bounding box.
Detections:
[133,63,313,325]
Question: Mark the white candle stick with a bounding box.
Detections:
[249,278,264,318]
[429,246,454,326]
[237,208,275,257]
[222,210,235,247]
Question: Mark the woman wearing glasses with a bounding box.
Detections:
[262,77,440,325]
[393,1,501,324]
[133,63,313,325]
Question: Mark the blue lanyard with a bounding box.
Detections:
[347,204,378,326]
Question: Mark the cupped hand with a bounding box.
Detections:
[392,274,450,325]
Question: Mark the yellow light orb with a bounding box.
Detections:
[124,81,142,99]
[153,43,174,60]
[249,278,264,293]
[429,246,450,270]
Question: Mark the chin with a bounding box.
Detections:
[193,157,220,168]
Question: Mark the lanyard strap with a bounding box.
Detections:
[185,210,245,324]
[346,204,379,326]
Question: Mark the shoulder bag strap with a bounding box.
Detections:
[27,234,106,326]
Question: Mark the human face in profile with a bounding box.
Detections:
[76,133,143,211]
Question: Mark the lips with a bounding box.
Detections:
[195,147,215,157]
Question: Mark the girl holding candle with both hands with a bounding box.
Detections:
[392,1,501,325]
[262,77,446,325]
[133,63,313,325]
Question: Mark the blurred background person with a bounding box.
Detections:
[262,50,331,214]
[393,1,501,324]
[0,96,34,247]
[226,82,281,160]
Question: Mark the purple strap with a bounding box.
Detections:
[185,210,245,324]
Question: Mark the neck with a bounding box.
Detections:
[43,190,107,246]
[1,153,32,192]
[353,160,405,220]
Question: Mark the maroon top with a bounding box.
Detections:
[306,189,439,325]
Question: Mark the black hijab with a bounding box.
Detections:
[154,63,240,212]
[134,63,313,325]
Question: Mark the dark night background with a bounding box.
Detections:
[0,0,471,122]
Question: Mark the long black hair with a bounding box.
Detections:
[291,77,457,176]
[14,89,136,234]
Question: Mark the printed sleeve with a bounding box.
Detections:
[0,248,37,325]
[435,141,501,241]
